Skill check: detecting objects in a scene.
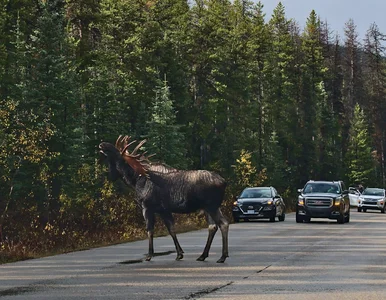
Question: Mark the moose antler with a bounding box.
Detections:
[115,135,155,176]
[122,139,146,157]
[115,135,138,155]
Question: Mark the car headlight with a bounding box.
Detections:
[298,196,305,206]
[267,200,273,205]
[233,201,239,206]
[334,197,342,206]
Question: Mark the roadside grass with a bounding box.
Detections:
[0,213,208,265]
[0,197,295,265]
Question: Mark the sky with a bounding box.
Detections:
[261,0,386,42]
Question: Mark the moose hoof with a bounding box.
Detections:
[176,253,184,261]
[196,255,207,261]
[216,255,228,263]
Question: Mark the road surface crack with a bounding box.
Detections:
[184,281,233,299]
[256,264,271,274]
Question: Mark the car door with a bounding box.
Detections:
[340,182,350,213]
[272,187,284,215]
[349,188,361,206]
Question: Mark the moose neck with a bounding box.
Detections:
[115,157,141,186]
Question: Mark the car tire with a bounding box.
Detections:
[337,213,345,224]
[296,214,303,223]
[345,211,350,223]
[304,216,311,223]
[357,207,362,212]
[234,218,240,223]
[278,213,285,222]
[363,208,367,212]
[381,206,385,214]
[244,218,249,222]
[269,208,276,222]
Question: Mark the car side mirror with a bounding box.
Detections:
[342,190,349,195]
[297,189,303,193]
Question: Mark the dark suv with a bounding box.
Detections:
[296,180,350,224]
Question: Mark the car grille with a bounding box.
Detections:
[363,200,378,205]
[306,198,332,207]
[240,203,263,213]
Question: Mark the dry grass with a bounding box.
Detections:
[0,212,208,264]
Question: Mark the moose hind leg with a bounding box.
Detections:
[214,209,229,263]
[197,213,218,261]
[160,212,184,260]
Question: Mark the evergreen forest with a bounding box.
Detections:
[1,0,386,261]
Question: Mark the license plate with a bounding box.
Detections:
[247,210,254,214]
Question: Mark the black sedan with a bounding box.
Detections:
[232,186,286,222]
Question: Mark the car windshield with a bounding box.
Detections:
[240,188,272,198]
[362,188,385,196]
[303,182,340,194]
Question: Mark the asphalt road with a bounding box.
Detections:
[1,211,386,299]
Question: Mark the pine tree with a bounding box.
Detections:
[247,2,269,169]
[345,104,376,186]
[188,0,234,169]
[263,2,299,188]
[24,0,81,223]
[363,23,386,186]
[298,10,325,181]
[146,79,187,169]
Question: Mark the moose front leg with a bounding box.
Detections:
[143,208,155,261]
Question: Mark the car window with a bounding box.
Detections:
[362,188,385,196]
[272,188,278,195]
[303,183,340,194]
[240,189,272,198]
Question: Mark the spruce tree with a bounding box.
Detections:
[24,0,80,223]
[298,10,325,181]
[363,23,386,186]
[247,2,269,169]
[345,104,376,186]
[264,2,298,188]
[146,79,187,169]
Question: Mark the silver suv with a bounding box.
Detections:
[357,188,386,213]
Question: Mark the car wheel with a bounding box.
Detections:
[304,216,311,223]
[243,218,249,222]
[269,208,276,222]
[296,214,303,223]
[337,213,345,224]
[363,208,367,212]
[357,207,362,212]
[345,211,350,223]
[234,218,240,223]
[381,206,385,214]
[278,213,285,222]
